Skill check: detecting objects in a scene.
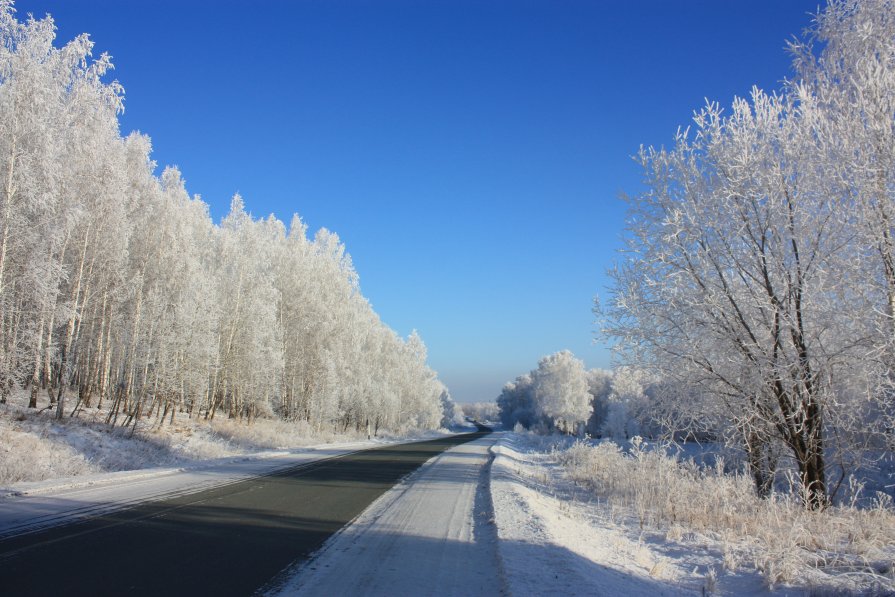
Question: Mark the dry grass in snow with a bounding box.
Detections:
[552,436,895,594]
[0,389,397,487]
[489,433,695,596]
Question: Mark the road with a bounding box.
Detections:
[277,432,503,596]
[0,428,491,596]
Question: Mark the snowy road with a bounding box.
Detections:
[0,430,490,596]
[274,433,504,596]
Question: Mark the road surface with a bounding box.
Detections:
[276,432,503,596]
[0,428,491,596]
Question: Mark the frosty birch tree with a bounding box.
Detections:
[604,85,876,508]
[0,2,449,436]
[532,350,591,435]
[213,196,284,422]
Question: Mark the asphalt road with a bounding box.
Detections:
[0,427,491,596]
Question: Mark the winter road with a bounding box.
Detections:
[276,431,504,596]
[0,427,491,596]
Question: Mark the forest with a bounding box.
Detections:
[0,4,450,436]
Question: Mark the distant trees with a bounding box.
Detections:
[497,354,666,440]
[438,387,463,428]
[461,401,500,423]
[602,0,895,508]
[498,351,591,434]
[0,3,445,434]
[531,351,591,435]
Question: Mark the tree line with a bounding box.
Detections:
[497,350,654,440]
[602,0,895,509]
[0,4,449,434]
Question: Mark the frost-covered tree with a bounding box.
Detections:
[605,92,861,507]
[211,197,284,421]
[602,1,895,508]
[585,368,612,436]
[461,401,500,423]
[600,367,647,441]
[532,351,591,435]
[438,387,462,428]
[789,0,895,444]
[0,2,447,437]
[497,373,536,429]
[0,4,123,408]
[498,351,592,435]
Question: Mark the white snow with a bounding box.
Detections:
[488,433,697,596]
[266,432,709,596]
[488,432,895,596]
[271,431,703,596]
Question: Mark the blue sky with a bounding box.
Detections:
[18,0,821,402]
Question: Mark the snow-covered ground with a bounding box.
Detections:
[489,432,895,596]
[275,430,894,596]
[489,433,695,596]
[272,431,699,596]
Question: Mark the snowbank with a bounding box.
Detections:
[488,432,895,595]
[488,433,695,595]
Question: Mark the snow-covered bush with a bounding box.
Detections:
[497,351,591,435]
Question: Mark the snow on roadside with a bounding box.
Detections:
[488,432,895,596]
[489,432,697,596]
[0,389,462,492]
[0,389,467,539]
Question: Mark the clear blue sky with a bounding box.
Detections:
[17,0,821,402]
